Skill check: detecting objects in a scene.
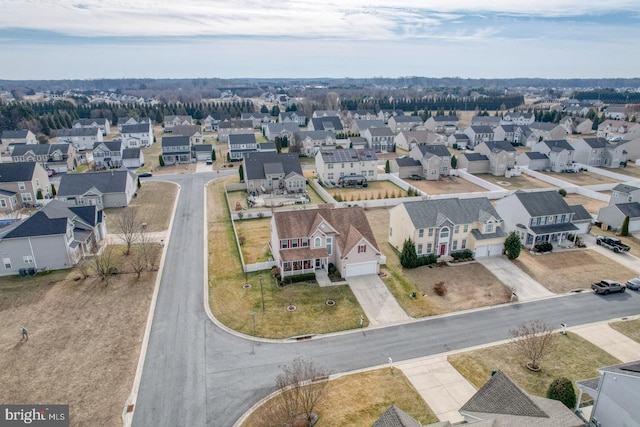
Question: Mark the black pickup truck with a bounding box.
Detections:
[596,236,631,253]
[592,279,626,294]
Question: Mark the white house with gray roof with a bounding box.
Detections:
[610,183,640,205]
[463,125,494,147]
[163,115,193,132]
[516,151,549,171]
[389,197,506,258]
[308,116,344,133]
[57,169,137,209]
[315,149,378,185]
[56,128,103,151]
[530,139,575,172]
[362,126,394,151]
[162,135,191,164]
[294,130,336,157]
[1,129,37,152]
[424,115,458,134]
[409,144,451,180]
[529,122,567,141]
[395,130,442,151]
[388,115,423,133]
[228,133,258,161]
[279,111,307,126]
[72,118,111,136]
[120,122,154,148]
[93,140,124,169]
[572,137,627,168]
[242,152,305,195]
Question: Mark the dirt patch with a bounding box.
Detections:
[408,176,488,195]
[0,257,157,426]
[512,249,637,293]
[542,171,619,186]
[329,181,407,202]
[477,173,554,189]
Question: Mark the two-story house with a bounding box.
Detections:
[264,123,300,142]
[308,116,344,133]
[597,119,640,140]
[349,119,386,134]
[203,114,232,132]
[377,109,404,124]
[163,115,193,132]
[495,190,581,250]
[609,183,640,204]
[362,127,395,152]
[93,140,124,169]
[294,131,336,157]
[463,126,495,148]
[424,115,459,134]
[161,135,191,165]
[72,118,111,136]
[120,122,154,148]
[529,122,567,141]
[530,139,575,172]
[1,129,38,153]
[56,128,103,151]
[389,197,506,258]
[270,204,381,278]
[395,130,441,151]
[388,116,423,133]
[170,124,203,145]
[240,112,272,128]
[572,137,626,168]
[0,162,51,209]
[474,141,516,176]
[117,116,152,132]
[242,152,305,194]
[409,144,451,180]
[315,149,378,185]
[279,111,307,126]
[228,133,258,161]
[502,112,535,126]
[516,151,550,171]
[11,143,77,173]
[218,120,254,142]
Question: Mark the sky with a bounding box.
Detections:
[0,0,639,80]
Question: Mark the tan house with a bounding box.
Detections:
[388,116,424,133]
[474,140,516,176]
[0,162,52,209]
[394,130,441,151]
[270,204,381,278]
[389,197,506,258]
[409,144,451,180]
[1,129,38,153]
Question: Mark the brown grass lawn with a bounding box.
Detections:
[512,249,637,293]
[235,217,272,263]
[609,318,640,343]
[408,176,488,195]
[138,125,164,173]
[448,332,620,400]
[330,181,407,202]
[105,181,178,232]
[562,193,608,215]
[477,173,555,189]
[208,178,369,338]
[365,208,510,317]
[0,245,158,426]
[609,162,640,180]
[241,368,437,427]
[543,171,619,186]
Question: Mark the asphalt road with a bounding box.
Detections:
[132,172,640,427]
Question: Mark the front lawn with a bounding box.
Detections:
[105,181,178,232]
[609,318,640,343]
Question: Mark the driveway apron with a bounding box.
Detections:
[347,274,411,326]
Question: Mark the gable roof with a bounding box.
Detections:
[391,115,423,123]
[521,152,549,160]
[243,152,303,180]
[372,405,422,427]
[581,137,609,148]
[482,140,516,152]
[514,190,574,216]
[431,115,458,122]
[463,153,489,162]
[613,202,640,218]
[569,204,592,221]
[73,118,108,126]
[12,143,72,157]
[395,157,421,167]
[219,120,253,129]
[0,162,37,182]
[121,123,151,134]
[56,128,100,137]
[162,135,191,147]
[171,125,202,137]
[319,149,378,163]
[57,170,133,197]
[612,183,640,193]
[298,130,335,140]
[367,127,394,137]
[94,140,122,152]
[310,116,343,131]
[469,125,494,134]
[416,144,450,158]
[402,197,501,228]
[541,139,574,152]
[529,122,560,131]
[2,211,68,239]
[122,147,141,159]
[1,129,30,139]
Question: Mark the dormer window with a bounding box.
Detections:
[314,237,321,248]
[486,221,494,233]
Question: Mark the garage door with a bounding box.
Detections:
[345,261,378,278]
[475,243,503,258]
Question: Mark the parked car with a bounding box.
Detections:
[592,279,626,294]
[596,236,631,253]
[625,277,640,291]
[47,169,56,177]
[408,174,424,180]
[138,172,153,178]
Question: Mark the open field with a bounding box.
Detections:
[477,173,555,189]
[562,193,608,215]
[609,318,640,343]
[448,332,620,400]
[329,181,407,202]
[543,171,619,186]
[365,208,511,317]
[105,181,178,233]
[512,249,637,293]
[240,368,437,427]
[408,176,488,195]
[235,217,272,263]
[208,177,370,338]
[0,246,158,426]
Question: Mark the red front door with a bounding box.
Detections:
[439,244,446,256]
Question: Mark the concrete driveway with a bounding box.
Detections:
[347,274,411,326]
[477,256,554,301]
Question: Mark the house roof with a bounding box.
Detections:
[319,149,378,163]
[73,118,108,126]
[395,157,421,167]
[1,129,30,139]
[0,162,37,182]
[614,202,640,218]
[310,116,344,131]
[121,123,151,134]
[482,141,516,152]
[2,211,68,239]
[122,147,141,159]
[243,152,303,181]
[56,128,100,137]
[416,144,450,158]
[164,115,192,122]
[229,133,257,145]
[366,126,394,137]
[521,152,549,160]
[431,115,458,122]
[402,197,502,228]
[162,135,191,147]
[353,119,386,129]
[192,144,212,152]
[541,139,574,152]
[568,204,592,221]
[94,140,122,152]
[513,190,574,217]
[452,133,469,141]
[12,143,51,156]
[372,405,422,427]
[57,170,134,197]
[391,116,423,123]
[170,125,202,137]
[298,130,335,140]
[279,111,307,120]
[612,183,640,193]
[273,205,379,256]
[581,137,609,148]
[219,120,253,129]
[258,142,276,151]
[470,125,494,133]
[266,123,300,133]
[463,153,489,162]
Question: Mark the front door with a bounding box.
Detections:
[315,259,321,268]
[439,244,446,256]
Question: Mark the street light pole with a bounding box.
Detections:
[260,275,265,312]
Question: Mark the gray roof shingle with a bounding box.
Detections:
[57,170,134,197]
[0,162,37,182]
[514,190,574,217]
[403,197,502,229]
[244,152,303,181]
[372,405,422,427]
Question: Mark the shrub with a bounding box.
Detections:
[451,249,473,261]
[282,273,316,285]
[546,377,577,409]
[534,242,553,252]
[328,263,336,275]
[418,253,438,266]
[558,188,567,197]
[504,231,522,260]
[434,281,447,296]
[400,239,419,268]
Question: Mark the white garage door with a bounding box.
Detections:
[345,261,378,278]
[475,243,503,258]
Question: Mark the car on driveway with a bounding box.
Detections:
[408,174,424,180]
[626,277,640,290]
[138,172,153,178]
[47,169,56,177]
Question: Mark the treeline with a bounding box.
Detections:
[341,94,524,112]
[573,89,640,104]
[0,100,255,137]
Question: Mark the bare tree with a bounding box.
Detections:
[274,357,328,426]
[113,208,142,255]
[129,233,161,278]
[325,91,340,110]
[289,132,303,156]
[510,320,556,371]
[93,245,115,284]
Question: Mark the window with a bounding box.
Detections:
[291,239,299,248]
[439,227,450,238]
[358,244,366,253]
[461,239,467,249]
[486,222,494,233]
[628,195,633,202]
[463,224,469,233]
[3,258,10,269]
[22,193,33,202]
[428,228,434,237]
[23,255,34,264]
[280,240,288,249]
[0,200,5,208]
[454,225,460,234]
[452,240,458,250]
[314,237,321,247]
[417,244,423,254]
[18,182,26,190]
[326,237,332,255]
[612,191,619,198]
[418,229,424,238]
[426,243,433,253]
[301,238,308,247]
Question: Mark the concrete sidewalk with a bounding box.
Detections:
[397,356,476,424]
[478,256,554,301]
[347,274,410,326]
[571,322,640,363]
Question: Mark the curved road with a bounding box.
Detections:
[132,173,640,427]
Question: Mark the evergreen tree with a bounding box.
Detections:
[400,239,419,268]
[451,155,457,169]
[385,160,390,173]
[621,215,630,236]
[238,164,244,182]
[260,105,269,114]
[504,231,522,259]
[546,378,577,409]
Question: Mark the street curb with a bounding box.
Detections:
[122,182,181,427]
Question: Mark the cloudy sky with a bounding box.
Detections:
[1,0,639,80]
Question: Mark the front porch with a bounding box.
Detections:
[522,222,580,251]
[281,257,329,278]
